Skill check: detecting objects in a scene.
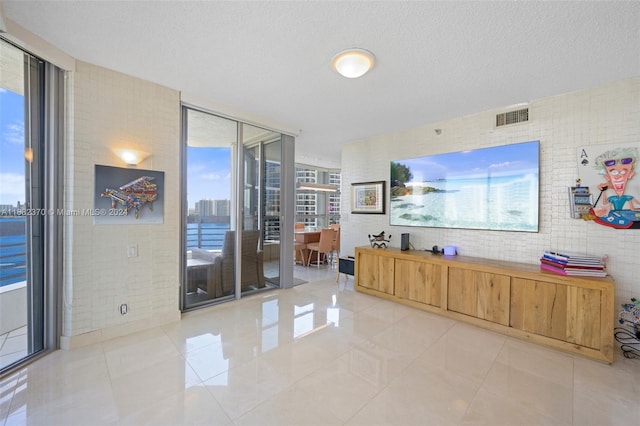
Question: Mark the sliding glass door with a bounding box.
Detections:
[181,107,294,310]
[241,125,281,288]
[0,38,63,374]
[182,108,236,309]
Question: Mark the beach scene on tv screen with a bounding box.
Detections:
[390,141,539,232]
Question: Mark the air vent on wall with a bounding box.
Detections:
[496,108,529,127]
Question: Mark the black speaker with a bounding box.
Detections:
[401,233,410,251]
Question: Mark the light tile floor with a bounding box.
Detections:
[1,266,639,425]
[0,327,27,369]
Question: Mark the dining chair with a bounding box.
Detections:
[329,224,340,264]
[294,222,307,265]
[306,228,336,268]
[294,242,307,265]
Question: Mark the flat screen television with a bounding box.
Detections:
[390,140,539,232]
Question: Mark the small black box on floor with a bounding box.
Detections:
[337,256,355,282]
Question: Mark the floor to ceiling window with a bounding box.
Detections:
[242,124,282,287]
[181,107,294,311]
[0,38,63,376]
[295,166,341,229]
[182,108,236,309]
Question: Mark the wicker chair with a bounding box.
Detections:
[214,230,265,295]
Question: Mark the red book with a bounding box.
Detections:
[540,257,567,268]
[563,263,604,270]
[540,263,567,275]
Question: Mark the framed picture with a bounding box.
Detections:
[351,181,385,214]
[390,140,539,231]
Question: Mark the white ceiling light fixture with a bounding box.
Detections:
[332,48,375,78]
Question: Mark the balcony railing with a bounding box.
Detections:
[186,221,230,250]
[0,236,25,287]
[0,218,26,288]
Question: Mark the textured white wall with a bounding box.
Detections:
[62,61,181,348]
[341,77,640,305]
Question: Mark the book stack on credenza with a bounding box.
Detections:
[540,251,607,277]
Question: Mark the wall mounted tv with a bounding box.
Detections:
[390,140,539,232]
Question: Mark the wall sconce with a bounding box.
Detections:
[296,182,339,192]
[114,148,150,167]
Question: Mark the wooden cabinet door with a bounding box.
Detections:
[448,267,478,317]
[448,267,510,325]
[511,278,601,349]
[566,286,601,349]
[395,259,441,307]
[356,251,394,294]
[510,278,567,340]
[357,251,377,290]
[377,255,395,295]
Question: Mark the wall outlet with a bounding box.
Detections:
[120,303,128,315]
[127,245,138,257]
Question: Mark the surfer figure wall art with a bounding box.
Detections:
[578,144,640,229]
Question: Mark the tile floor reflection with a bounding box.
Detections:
[1,267,639,425]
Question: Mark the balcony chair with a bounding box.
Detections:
[214,230,265,295]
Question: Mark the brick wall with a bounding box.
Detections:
[62,61,181,348]
[340,77,640,305]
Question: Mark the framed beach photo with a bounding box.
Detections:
[351,181,385,214]
[389,141,540,231]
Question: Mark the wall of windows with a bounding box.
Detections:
[294,166,341,229]
[181,106,296,311]
[0,38,64,376]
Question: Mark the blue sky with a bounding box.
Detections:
[393,141,539,182]
[1,86,230,209]
[186,146,231,209]
[0,88,25,206]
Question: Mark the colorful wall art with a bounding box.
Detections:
[94,165,164,224]
[577,143,640,229]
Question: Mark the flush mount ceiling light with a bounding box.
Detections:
[332,48,375,78]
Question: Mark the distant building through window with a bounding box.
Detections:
[295,166,341,229]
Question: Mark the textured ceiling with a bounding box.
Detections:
[3,1,639,168]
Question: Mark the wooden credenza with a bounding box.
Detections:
[354,246,615,363]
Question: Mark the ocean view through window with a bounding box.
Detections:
[0,78,26,288]
[0,217,26,287]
